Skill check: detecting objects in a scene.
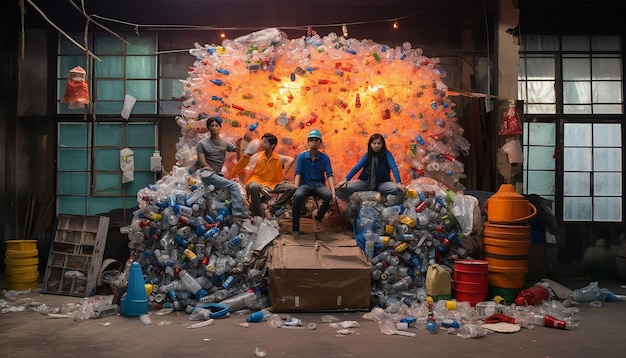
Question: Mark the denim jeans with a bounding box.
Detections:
[200,171,247,216]
[337,179,404,206]
[292,184,332,232]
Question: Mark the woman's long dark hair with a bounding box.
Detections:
[367,133,388,157]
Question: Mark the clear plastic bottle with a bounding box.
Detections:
[139,313,152,325]
[178,269,208,299]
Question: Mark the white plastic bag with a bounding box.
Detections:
[120,147,134,183]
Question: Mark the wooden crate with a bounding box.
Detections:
[42,215,109,297]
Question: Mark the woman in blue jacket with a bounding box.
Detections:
[335,133,406,205]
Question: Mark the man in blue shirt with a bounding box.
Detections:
[292,129,336,238]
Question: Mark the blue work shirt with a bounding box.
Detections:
[295,150,333,187]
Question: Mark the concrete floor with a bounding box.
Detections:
[3,219,626,357]
[1,275,625,358]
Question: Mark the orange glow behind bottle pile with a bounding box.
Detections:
[177,29,469,191]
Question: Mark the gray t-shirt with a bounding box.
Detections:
[196,137,236,172]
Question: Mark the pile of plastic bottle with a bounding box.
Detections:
[113,28,478,316]
[174,27,469,191]
[117,165,269,313]
[348,176,478,309]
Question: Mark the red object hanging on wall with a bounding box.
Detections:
[499,99,523,137]
[61,66,90,109]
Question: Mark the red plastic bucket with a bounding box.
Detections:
[453,259,488,306]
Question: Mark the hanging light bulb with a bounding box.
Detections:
[342,24,348,38]
[393,20,399,30]
[220,31,226,39]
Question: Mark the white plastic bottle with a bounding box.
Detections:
[150,150,162,172]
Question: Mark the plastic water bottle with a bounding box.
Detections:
[441,318,460,329]
[178,269,208,299]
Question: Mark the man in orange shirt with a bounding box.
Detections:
[231,133,296,219]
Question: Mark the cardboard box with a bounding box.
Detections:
[268,235,371,312]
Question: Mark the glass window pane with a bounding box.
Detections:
[563,58,590,80]
[564,172,590,195]
[57,148,90,170]
[126,57,156,79]
[95,148,122,170]
[593,148,622,171]
[564,148,592,171]
[127,124,156,146]
[527,123,556,145]
[592,58,621,80]
[58,33,88,55]
[96,80,124,100]
[96,101,124,115]
[526,58,555,80]
[564,104,591,114]
[522,35,558,51]
[126,172,157,194]
[94,172,122,195]
[132,102,157,114]
[564,123,592,146]
[160,101,181,115]
[57,197,88,215]
[526,81,555,103]
[94,56,125,77]
[563,82,591,104]
[95,123,122,146]
[526,104,556,114]
[563,197,592,221]
[131,149,154,171]
[592,81,622,103]
[127,80,156,101]
[593,197,622,222]
[591,36,620,51]
[59,123,90,146]
[526,171,555,195]
[562,36,589,51]
[160,53,191,77]
[88,197,130,215]
[127,36,156,55]
[95,34,124,54]
[593,123,621,147]
[527,147,556,170]
[592,104,622,114]
[57,172,89,195]
[594,173,622,196]
[160,78,184,100]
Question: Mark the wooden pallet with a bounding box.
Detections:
[42,215,109,297]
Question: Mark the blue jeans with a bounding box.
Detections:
[200,171,247,217]
[292,184,332,232]
[337,180,404,206]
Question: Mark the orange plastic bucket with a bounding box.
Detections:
[483,222,531,240]
[484,184,537,224]
[482,222,530,290]
[486,265,528,288]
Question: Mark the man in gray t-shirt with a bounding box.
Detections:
[196,117,249,220]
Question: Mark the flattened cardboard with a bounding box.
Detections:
[268,235,371,312]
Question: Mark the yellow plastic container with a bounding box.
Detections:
[5,264,39,275]
[7,271,39,290]
[6,240,37,251]
[5,249,38,258]
[4,257,39,266]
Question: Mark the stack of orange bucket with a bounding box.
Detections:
[483,184,537,303]
[4,240,39,290]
